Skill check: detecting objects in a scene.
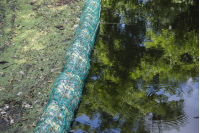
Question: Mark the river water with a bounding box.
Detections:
[70,0,199,132]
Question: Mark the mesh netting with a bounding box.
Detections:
[33,0,101,132]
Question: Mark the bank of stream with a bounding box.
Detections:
[0,0,85,132]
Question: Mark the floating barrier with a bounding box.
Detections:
[33,0,101,132]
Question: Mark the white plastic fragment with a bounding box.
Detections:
[19,71,24,75]
[10,119,14,125]
[1,111,6,116]
[4,105,9,110]
[17,92,22,96]
[9,116,14,125]
[25,104,33,108]
[0,88,5,91]
[74,24,78,28]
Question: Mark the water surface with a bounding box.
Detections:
[71,0,199,132]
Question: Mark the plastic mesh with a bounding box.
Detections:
[33,0,101,132]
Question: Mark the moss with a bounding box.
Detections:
[0,0,84,132]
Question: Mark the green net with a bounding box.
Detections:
[33,0,101,132]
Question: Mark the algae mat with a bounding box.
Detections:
[0,0,84,132]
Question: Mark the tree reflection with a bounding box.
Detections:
[71,0,198,132]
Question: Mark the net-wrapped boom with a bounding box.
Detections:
[33,0,101,132]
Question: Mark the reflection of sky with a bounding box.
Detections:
[91,76,100,80]
[167,78,199,133]
[73,77,199,132]
[141,0,149,4]
[74,113,101,131]
[145,77,199,133]
[73,113,122,133]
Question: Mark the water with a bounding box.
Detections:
[70,0,199,132]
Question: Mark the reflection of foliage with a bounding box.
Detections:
[143,28,198,82]
[71,0,198,132]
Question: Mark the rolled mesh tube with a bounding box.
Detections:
[33,0,101,132]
